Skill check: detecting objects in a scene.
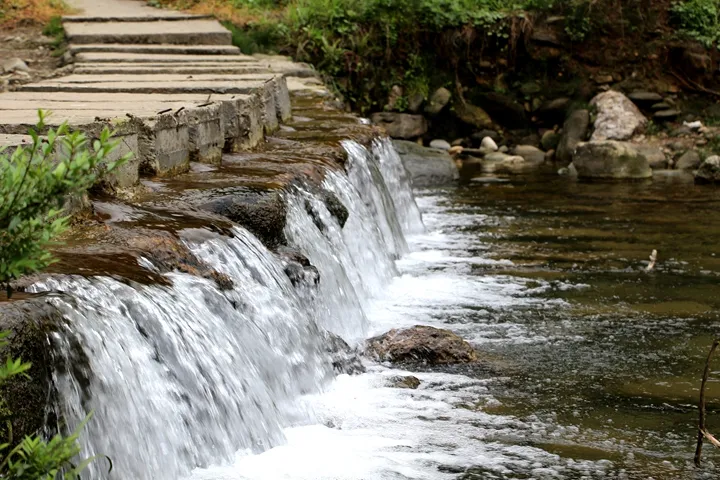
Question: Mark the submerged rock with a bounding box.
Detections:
[590,91,647,141]
[276,247,320,287]
[393,140,459,187]
[512,145,546,165]
[556,109,590,166]
[366,325,478,364]
[573,141,652,179]
[483,151,543,174]
[387,375,421,389]
[322,330,365,375]
[371,112,427,139]
[695,155,720,184]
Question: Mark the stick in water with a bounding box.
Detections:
[646,249,657,271]
[695,338,720,466]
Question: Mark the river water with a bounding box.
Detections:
[33,130,720,478]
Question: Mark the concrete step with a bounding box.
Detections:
[64,19,232,45]
[69,43,241,55]
[73,64,270,75]
[63,14,213,22]
[48,73,276,84]
[75,52,256,63]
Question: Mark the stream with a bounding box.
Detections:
[30,111,720,479]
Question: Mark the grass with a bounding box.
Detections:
[0,0,68,29]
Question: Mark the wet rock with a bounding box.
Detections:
[475,92,527,129]
[387,375,421,389]
[393,140,459,187]
[425,87,452,115]
[593,73,614,84]
[695,155,720,184]
[471,130,501,145]
[407,93,425,113]
[454,101,493,129]
[429,139,451,151]
[676,150,702,170]
[366,325,478,364]
[480,136,498,151]
[573,141,652,179]
[541,130,561,151]
[651,102,671,111]
[276,247,320,287]
[536,97,570,125]
[653,109,681,121]
[0,297,65,443]
[483,152,543,174]
[635,145,667,170]
[590,91,647,141]
[371,112,427,139]
[1,57,29,74]
[628,91,663,107]
[385,85,403,111]
[320,189,349,228]
[511,145,545,164]
[200,190,287,248]
[323,330,365,375]
[556,109,590,165]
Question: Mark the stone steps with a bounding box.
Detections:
[69,44,241,55]
[65,19,232,45]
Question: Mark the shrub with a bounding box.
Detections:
[671,0,720,47]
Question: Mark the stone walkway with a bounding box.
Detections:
[0,0,327,190]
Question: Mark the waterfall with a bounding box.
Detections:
[36,136,422,480]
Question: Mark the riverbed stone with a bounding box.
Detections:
[590,91,647,141]
[322,330,365,375]
[512,145,545,165]
[454,101,493,129]
[370,112,427,139]
[475,92,527,128]
[628,91,663,107]
[653,109,681,121]
[573,141,652,179]
[387,375,421,389]
[425,87,451,115]
[483,152,542,174]
[676,149,702,170]
[480,136,498,151]
[635,144,667,170]
[695,155,720,184]
[429,139,451,151]
[366,325,478,364]
[1,57,29,74]
[277,247,320,288]
[556,109,590,165]
[541,130,561,151]
[393,140,459,187]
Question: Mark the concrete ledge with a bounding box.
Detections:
[65,20,232,46]
[74,52,257,63]
[63,14,214,23]
[69,43,241,55]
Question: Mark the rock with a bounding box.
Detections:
[590,91,647,141]
[520,81,543,95]
[512,145,546,164]
[454,101,493,129]
[594,73,614,84]
[425,87,452,115]
[429,139,452,151]
[670,125,692,137]
[653,109,681,121]
[451,138,465,147]
[535,97,571,124]
[683,120,703,130]
[200,190,288,248]
[277,247,320,287]
[475,92,527,128]
[635,145,667,169]
[471,129,501,145]
[0,298,65,443]
[628,91,664,106]
[387,375,421,389]
[386,85,404,111]
[541,130,561,150]
[393,140,460,187]
[322,330,365,375]
[695,155,720,184]
[407,93,425,113]
[1,57,29,74]
[556,109,590,165]
[545,149,556,162]
[498,145,509,153]
[651,102,671,111]
[482,152,543,174]
[676,149,702,170]
[371,112,428,139]
[449,145,464,155]
[320,189,349,227]
[573,141,652,179]
[480,136,498,151]
[366,325,477,364]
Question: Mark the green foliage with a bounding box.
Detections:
[0,111,130,294]
[223,19,287,53]
[671,0,720,48]
[42,16,67,57]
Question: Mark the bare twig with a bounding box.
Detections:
[646,249,657,271]
[695,338,720,466]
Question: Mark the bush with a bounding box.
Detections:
[0,111,130,296]
[672,0,720,47]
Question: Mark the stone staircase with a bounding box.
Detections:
[0,0,326,191]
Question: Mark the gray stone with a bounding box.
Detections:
[628,91,663,106]
[541,130,561,150]
[556,109,590,165]
[651,102,671,111]
[482,152,543,174]
[429,139,451,151]
[536,97,570,123]
[387,375,421,389]
[475,92,527,128]
[366,325,477,364]
[695,155,720,184]
[654,109,681,121]
[407,93,424,113]
[512,145,545,164]
[498,145,509,153]
[386,84,403,111]
[676,149,702,170]
[393,140,459,187]
[371,112,427,139]
[424,87,451,115]
[635,144,667,170]
[481,136,498,151]
[1,57,29,74]
[573,141,652,179]
[590,91,647,141]
[471,129,501,144]
[454,101,493,129]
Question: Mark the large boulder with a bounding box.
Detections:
[590,91,647,141]
[573,141,652,179]
[366,325,477,364]
[475,92,527,128]
[556,109,590,165]
[424,87,452,115]
[695,155,720,184]
[482,152,543,174]
[393,140,459,187]
[371,112,427,139]
[454,101,493,129]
